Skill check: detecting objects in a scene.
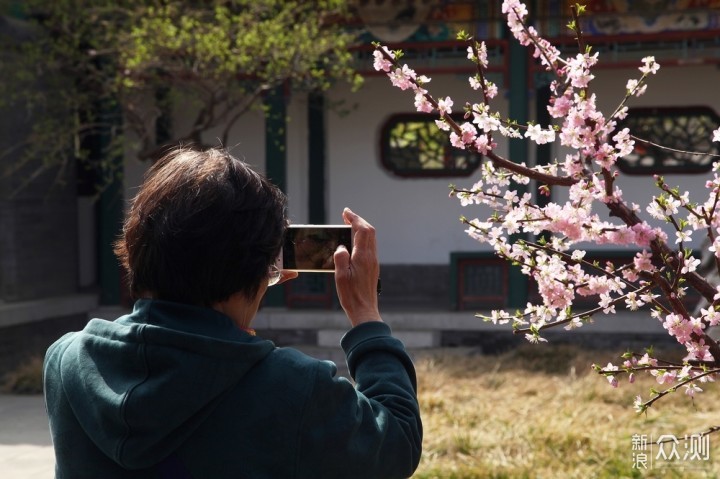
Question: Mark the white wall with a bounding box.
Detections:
[122,62,720,265]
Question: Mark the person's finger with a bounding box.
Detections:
[277,270,299,285]
[343,207,375,252]
[334,244,350,276]
[343,208,353,226]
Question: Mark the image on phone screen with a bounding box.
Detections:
[282,225,352,272]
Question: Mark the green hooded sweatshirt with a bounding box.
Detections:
[44,299,422,478]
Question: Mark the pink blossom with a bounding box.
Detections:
[663,313,694,344]
[652,369,676,385]
[435,119,451,132]
[633,396,644,413]
[622,269,639,282]
[612,128,634,157]
[675,230,692,244]
[633,250,655,272]
[626,79,647,96]
[604,362,619,388]
[700,307,720,327]
[613,106,629,120]
[685,384,703,397]
[460,122,477,144]
[537,275,574,309]
[548,94,572,118]
[599,294,616,314]
[466,46,475,61]
[485,82,499,99]
[414,91,433,113]
[631,224,656,248]
[389,66,415,91]
[473,111,500,132]
[680,255,700,274]
[502,0,529,41]
[473,135,494,154]
[562,153,584,177]
[525,333,548,344]
[531,34,561,69]
[437,96,453,116]
[566,53,598,88]
[477,42,489,67]
[467,43,489,68]
[593,143,617,169]
[606,226,635,245]
[624,291,643,310]
[451,123,478,149]
[450,132,464,149]
[713,127,720,143]
[637,353,658,367]
[372,48,394,72]
[639,56,660,75]
[684,339,714,363]
[525,124,556,145]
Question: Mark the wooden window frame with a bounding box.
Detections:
[379,113,483,178]
[617,106,720,175]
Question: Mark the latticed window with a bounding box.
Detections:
[380,113,483,178]
[617,106,720,175]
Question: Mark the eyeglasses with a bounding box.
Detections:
[267,265,281,287]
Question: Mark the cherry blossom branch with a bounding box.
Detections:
[511,287,653,334]
[569,5,585,54]
[376,0,720,408]
[486,151,576,187]
[599,365,691,375]
[603,199,718,305]
[467,40,492,107]
[637,367,719,411]
[632,135,720,160]
[510,5,563,79]
[374,45,576,188]
[665,425,720,442]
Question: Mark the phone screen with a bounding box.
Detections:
[281,225,352,272]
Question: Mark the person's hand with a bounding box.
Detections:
[333,208,382,327]
[277,270,299,285]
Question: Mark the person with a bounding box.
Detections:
[43,147,422,479]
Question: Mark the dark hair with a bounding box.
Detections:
[114,147,287,305]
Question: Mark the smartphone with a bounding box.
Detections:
[279,225,352,272]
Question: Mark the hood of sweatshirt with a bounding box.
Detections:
[50,299,274,470]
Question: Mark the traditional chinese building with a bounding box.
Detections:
[2,1,720,364]
[258,0,720,312]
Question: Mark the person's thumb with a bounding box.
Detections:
[334,245,350,277]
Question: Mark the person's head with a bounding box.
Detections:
[114,146,287,306]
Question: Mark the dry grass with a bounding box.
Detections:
[1,356,44,394]
[412,344,720,479]
[2,346,718,477]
